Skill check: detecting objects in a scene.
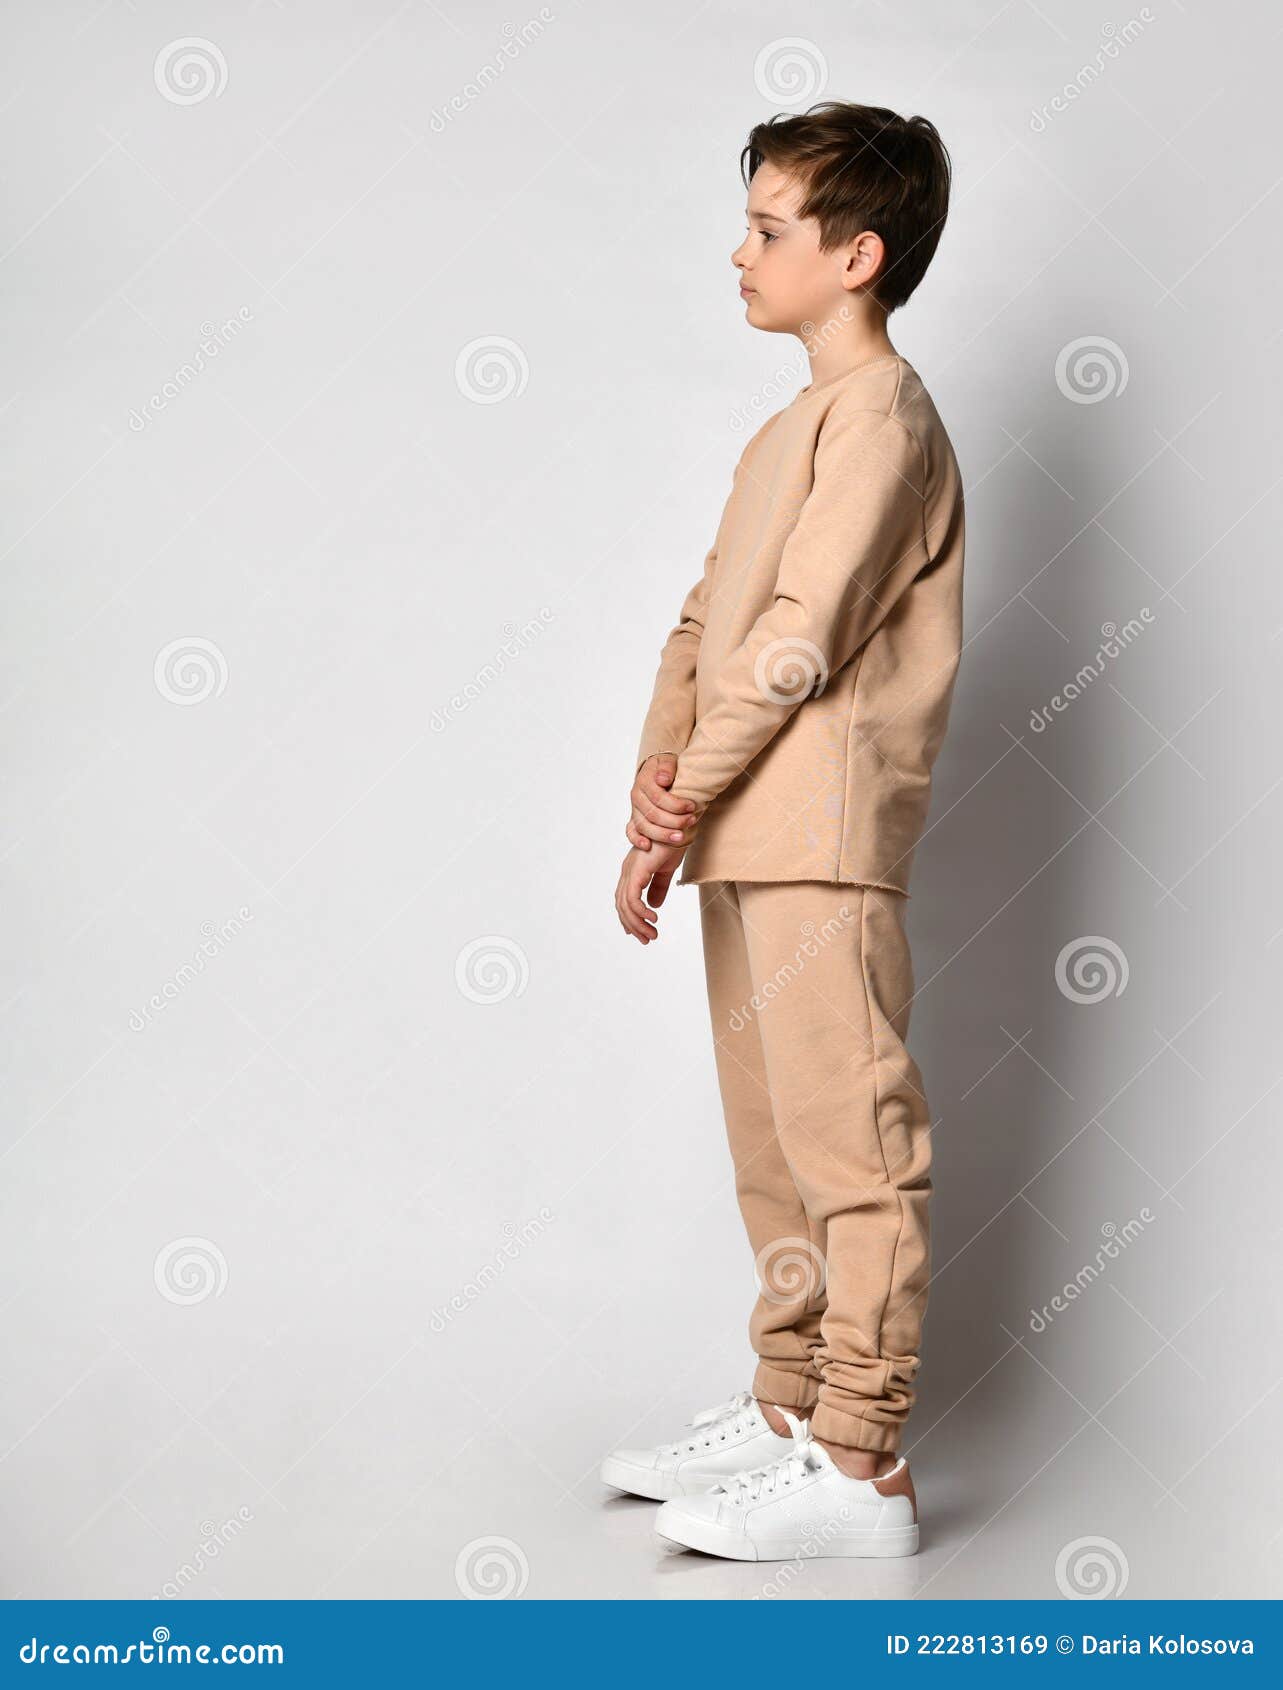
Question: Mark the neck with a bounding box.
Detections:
[801,303,896,388]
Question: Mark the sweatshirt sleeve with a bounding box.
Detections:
[633,538,718,775]
[668,407,927,810]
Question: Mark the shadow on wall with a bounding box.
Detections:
[904,342,1164,1499]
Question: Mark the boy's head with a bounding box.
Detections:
[734,101,951,336]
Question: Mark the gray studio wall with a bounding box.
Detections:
[2,0,1279,1600]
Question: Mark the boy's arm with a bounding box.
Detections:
[667,406,927,810]
[633,539,718,775]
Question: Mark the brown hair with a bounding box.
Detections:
[741,102,952,313]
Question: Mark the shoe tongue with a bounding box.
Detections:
[776,1409,830,1467]
[805,1436,836,1472]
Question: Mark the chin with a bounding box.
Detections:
[744,302,789,335]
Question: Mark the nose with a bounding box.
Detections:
[731,235,750,270]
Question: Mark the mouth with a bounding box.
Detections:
[739,284,755,298]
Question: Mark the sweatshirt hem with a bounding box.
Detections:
[679,869,909,898]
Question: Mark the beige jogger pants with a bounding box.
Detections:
[698,879,933,1453]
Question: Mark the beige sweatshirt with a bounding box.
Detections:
[635,354,964,894]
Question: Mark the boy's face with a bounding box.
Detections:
[732,162,880,336]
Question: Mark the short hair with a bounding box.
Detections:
[741,101,952,313]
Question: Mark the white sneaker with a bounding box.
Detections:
[600,1391,796,1502]
[653,1414,919,1560]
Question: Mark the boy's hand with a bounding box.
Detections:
[627,753,703,851]
[614,841,686,944]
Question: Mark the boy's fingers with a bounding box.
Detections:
[646,871,673,910]
[641,781,696,815]
[630,809,693,846]
[616,878,657,941]
[625,819,652,850]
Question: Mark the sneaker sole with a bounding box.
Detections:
[654,1515,920,1561]
[599,1457,682,1501]
[601,1455,751,1501]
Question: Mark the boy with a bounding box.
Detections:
[603,102,964,1562]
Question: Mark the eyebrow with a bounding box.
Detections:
[747,209,787,225]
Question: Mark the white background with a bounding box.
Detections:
[2,0,1279,1600]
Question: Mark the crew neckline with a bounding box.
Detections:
[792,353,906,402]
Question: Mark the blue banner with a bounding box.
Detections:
[1,1601,1277,1683]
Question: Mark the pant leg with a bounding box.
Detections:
[735,881,932,1453]
[698,880,823,1409]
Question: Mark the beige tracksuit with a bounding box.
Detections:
[635,355,964,1450]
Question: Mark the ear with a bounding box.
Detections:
[841,230,887,294]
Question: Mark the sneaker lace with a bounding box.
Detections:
[661,1390,756,1455]
[716,1422,821,1503]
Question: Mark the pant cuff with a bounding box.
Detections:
[809,1400,903,1453]
[752,1359,821,1412]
